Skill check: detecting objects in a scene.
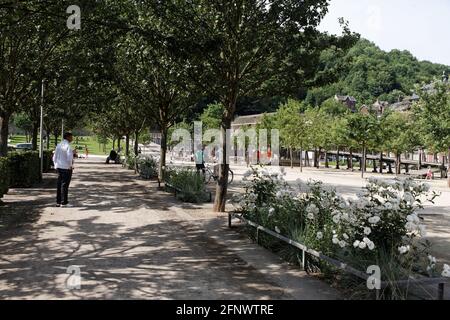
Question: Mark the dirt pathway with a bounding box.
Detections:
[0,159,339,300]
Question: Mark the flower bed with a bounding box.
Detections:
[231,167,449,299]
[164,167,211,203]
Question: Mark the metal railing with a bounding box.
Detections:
[228,211,448,300]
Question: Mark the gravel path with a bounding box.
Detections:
[0,159,338,300]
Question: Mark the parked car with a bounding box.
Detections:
[15,143,33,150]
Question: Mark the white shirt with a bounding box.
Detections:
[53,139,74,170]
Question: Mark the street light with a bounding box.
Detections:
[39,80,45,176]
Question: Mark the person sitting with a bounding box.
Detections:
[106,150,119,164]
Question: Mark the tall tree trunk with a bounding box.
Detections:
[118,137,121,152]
[112,138,116,151]
[418,149,422,170]
[447,148,450,188]
[31,121,39,151]
[313,148,318,168]
[214,118,232,213]
[361,145,366,178]
[0,113,10,157]
[299,148,303,173]
[325,150,329,168]
[379,152,383,174]
[305,151,310,167]
[372,153,377,173]
[46,133,50,150]
[158,127,168,181]
[395,152,401,175]
[134,131,139,156]
[290,147,293,168]
[134,131,139,174]
[349,149,353,171]
[336,148,340,170]
[125,134,130,156]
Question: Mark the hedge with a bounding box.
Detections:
[43,150,54,173]
[8,151,42,188]
[0,157,9,200]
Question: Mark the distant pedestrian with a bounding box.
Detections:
[195,145,206,174]
[426,166,433,180]
[53,132,75,207]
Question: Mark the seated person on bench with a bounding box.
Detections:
[106,150,119,164]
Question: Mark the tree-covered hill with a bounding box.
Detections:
[305,39,449,106]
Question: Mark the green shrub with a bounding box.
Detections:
[164,168,209,203]
[43,150,54,173]
[139,157,158,179]
[0,157,9,199]
[124,155,137,170]
[233,167,445,299]
[8,151,41,188]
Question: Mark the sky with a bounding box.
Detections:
[319,0,450,66]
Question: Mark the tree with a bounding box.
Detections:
[414,82,450,186]
[346,112,378,178]
[13,113,33,143]
[382,112,420,175]
[275,99,303,168]
[200,103,224,131]
[175,0,358,211]
[113,1,201,179]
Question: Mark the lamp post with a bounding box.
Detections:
[39,80,45,176]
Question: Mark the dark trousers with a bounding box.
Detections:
[57,169,73,205]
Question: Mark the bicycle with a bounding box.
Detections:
[203,163,234,184]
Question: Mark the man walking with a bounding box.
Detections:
[53,132,75,207]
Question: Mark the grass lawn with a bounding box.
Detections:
[9,135,123,156]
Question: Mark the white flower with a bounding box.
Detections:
[307,212,315,220]
[339,240,347,248]
[428,255,437,264]
[306,204,319,215]
[363,237,371,244]
[368,216,381,225]
[407,214,420,224]
[405,222,417,233]
[403,192,415,205]
[332,235,339,245]
[353,240,361,248]
[359,242,367,249]
[275,226,281,234]
[367,241,375,251]
[442,264,450,278]
[398,245,410,255]
[364,227,372,236]
[316,232,323,240]
[268,207,275,215]
[418,225,427,237]
[332,215,340,224]
[343,233,349,240]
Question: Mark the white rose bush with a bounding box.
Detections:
[233,167,446,297]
